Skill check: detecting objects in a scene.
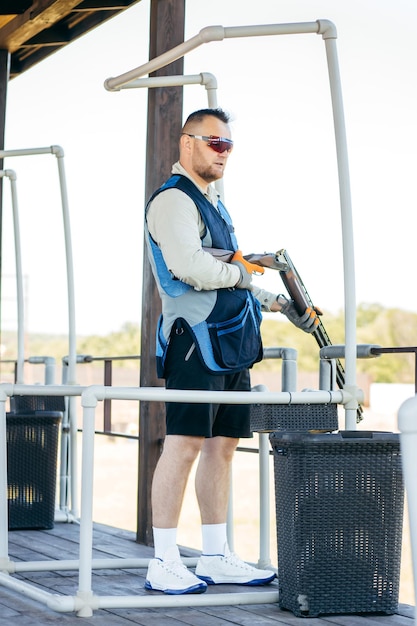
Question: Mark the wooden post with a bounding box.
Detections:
[137,0,185,545]
[0,50,10,352]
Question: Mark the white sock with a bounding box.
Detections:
[152,527,178,560]
[201,523,228,556]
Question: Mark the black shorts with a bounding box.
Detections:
[164,324,252,439]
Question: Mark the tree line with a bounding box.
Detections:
[2,305,416,384]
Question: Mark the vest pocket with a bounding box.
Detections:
[207,299,262,370]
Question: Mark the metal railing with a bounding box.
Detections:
[0,345,416,619]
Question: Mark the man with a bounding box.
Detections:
[144,108,318,595]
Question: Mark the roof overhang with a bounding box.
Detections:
[0,0,142,79]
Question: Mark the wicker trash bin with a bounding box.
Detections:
[7,411,62,530]
[270,430,404,617]
[250,402,338,433]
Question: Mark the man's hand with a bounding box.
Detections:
[277,294,320,333]
[231,250,263,289]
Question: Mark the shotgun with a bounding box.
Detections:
[204,246,363,422]
[203,247,289,272]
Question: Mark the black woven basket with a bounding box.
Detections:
[7,411,62,530]
[270,431,404,617]
[250,403,338,433]
[10,395,65,414]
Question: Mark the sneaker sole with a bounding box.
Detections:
[145,580,207,594]
[197,574,276,586]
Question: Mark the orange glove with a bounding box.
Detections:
[277,294,320,333]
[231,250,264,288]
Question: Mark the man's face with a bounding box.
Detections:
[184,118,232,185]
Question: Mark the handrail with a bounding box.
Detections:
[371,346,417,393]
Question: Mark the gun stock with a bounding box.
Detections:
[203,247,289,272]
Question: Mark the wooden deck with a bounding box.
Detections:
[0,521,414,625]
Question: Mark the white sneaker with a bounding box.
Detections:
[196,546,276,586]
[145,546,207,595]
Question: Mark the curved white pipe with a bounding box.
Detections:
[0,146,78,517]
[104,22,322,91]
[0,169,24,382]
[27,355,56,384]
[0,146,77,385]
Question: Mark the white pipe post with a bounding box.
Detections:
[318,21,358,429]
[52,147,77,386]
[258,432,271,569]
[0,395,10,566]
[226,469,234,552]
[8,171,24,383]
[76,403,96,617]
[398,396,417,625]
[0,170,24,383]
[68,395,80,518]
[52,147,79,517]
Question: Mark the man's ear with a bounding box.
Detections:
[180,132,192,154]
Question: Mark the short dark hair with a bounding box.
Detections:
[182,108,231,132]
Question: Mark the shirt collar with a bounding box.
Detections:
[172,161,220,205]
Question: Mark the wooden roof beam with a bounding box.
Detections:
[73,1,134,9]
[0,1,81,52]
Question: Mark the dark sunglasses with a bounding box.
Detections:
[182,133,234,154]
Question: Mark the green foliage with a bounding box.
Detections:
[2,305,417,382]
[1,321,141,371]
[77,322,141,367]
[260,304,417,384]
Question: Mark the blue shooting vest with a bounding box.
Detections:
[145,174,263,377]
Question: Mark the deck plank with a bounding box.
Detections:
[0,522,413,626]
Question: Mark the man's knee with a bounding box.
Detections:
[163,434,204,464]
[202,436,238,463]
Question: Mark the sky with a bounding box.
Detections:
[1,0,417,337]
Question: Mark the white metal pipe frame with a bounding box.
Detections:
[0,146,79,519]
[0,17,413,621]
[0,382,347,617]
[102,18,414,619]
[0,146,77,386]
